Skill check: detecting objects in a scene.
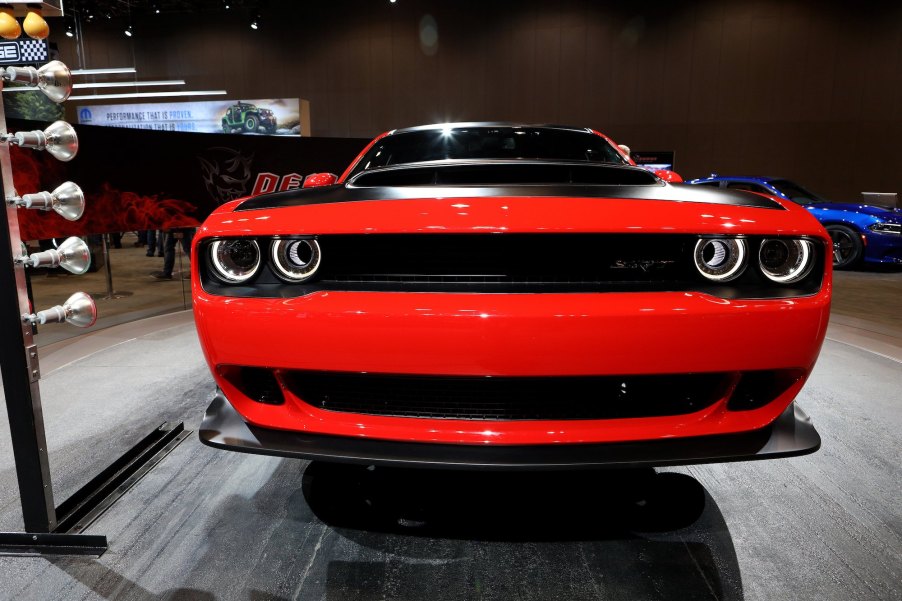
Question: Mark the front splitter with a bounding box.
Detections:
[198,390,821,470]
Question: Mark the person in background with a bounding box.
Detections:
[145,229,164,258]
[150,227,195,280]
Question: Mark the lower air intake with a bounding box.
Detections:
[283,371,732,421]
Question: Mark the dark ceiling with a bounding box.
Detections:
[65,1,264,20]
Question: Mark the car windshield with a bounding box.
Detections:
[349,126,627,177]
[769,179,830,204]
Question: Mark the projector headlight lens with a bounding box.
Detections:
[271,238,321,282]
[759,238,815,283]
[210,239,261,283]
[693,237,747,281]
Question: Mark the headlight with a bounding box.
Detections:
[271,238,321,282]
[693,237,747,281]
[869,222,901,235]
[210,239,261,283]
[758,238,815,283]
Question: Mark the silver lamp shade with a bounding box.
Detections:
[20,236,91,275]
[26,292,97,328]
[13,120,79,161]
[18,181,86,221]
[3,60,72,103]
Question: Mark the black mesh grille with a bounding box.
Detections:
[316,234,691,289]
[283,371,731,421]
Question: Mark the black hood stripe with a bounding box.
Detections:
[235,183,785,212]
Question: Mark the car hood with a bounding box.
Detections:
[199,187,827,240]
[809,202,902,220]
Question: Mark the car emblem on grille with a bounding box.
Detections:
[610,259,676,271]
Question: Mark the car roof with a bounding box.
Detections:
[389,122,594,135]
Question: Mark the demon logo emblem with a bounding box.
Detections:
[199,147,254,204]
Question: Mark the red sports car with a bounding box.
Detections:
[194,123,828,469]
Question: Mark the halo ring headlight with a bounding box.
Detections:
[210,239,261,283]
[759,238,815,284]
[693,237,747,282]
[271,238,321,282]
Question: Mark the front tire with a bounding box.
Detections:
[244,115,259,133]
[826,224,863,269]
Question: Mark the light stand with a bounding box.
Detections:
[96,233,133,299]
[0,60,188,556]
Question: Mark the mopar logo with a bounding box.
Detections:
[0,42,19,63]
[79,108,93,123]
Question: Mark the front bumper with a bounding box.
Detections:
[193,289,830,445]
[199,389,820,470]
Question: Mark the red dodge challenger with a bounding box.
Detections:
[194,123,829,469]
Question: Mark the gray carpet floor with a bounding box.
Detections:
[0,318,899,600]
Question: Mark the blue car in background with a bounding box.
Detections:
[685,176,902,269]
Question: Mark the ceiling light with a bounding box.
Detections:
[70,68,137,75]
[124,24,133,37]
[68,90,228,101]
[4,80,187,92]
[73,80,185,89]
[250,13,260,30]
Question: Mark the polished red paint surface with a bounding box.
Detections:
[654,169,684,183]
[193,185,832,446]
[302,172,338,188]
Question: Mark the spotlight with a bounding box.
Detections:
[0,6,19,40]
[250,14,260,30]
[1,60,73,103]
[223,0,231,9]
[8,182,86,221]
[23,292,97,328]
[3,121,80,162]
[151,2,161,14]
[125,24,133,37]
[23,6,49,40]
[16,236,91,275]
[65,22,74,37]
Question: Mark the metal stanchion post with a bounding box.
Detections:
[98,233,132,300]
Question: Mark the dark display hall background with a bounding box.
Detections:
[58,0,901,202]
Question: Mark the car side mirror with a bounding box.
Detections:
[303,173,338,188]
[653,169,683,183]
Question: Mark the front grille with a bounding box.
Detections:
[283,371,731,421]
[316,234,691,290]
[199,234,825,298]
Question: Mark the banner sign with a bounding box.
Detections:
[11,119,368,240]
[0,39,48,65]
[76,98,309,136]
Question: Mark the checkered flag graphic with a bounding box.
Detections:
[17,39,47,63]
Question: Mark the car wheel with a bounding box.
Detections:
[244,115,259,132]
[826,224,863,269]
